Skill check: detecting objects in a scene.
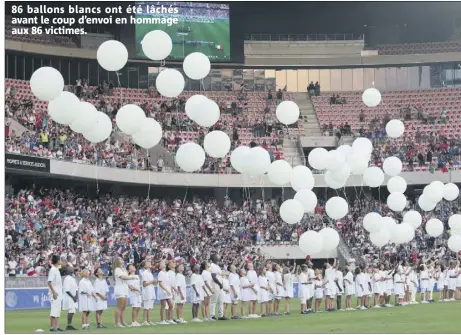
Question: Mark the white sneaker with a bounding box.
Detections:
[192,318,201,323]
[131,322,140,327]
[373,305,381,308]
[149,321,156,326]
[157,321,169,325]
[360,306,367,310]
[385,304,393,307]
[421,300,429,304]
[181,319,188,324]
[450,298,456,301]
[176,319,184,324]
[116,324,126,328]
[167,320,177,324]
[142,322,150,326]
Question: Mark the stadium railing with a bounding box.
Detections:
[244,33,365,42]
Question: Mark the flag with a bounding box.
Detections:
[215,45,223,50]
[99,237,105,246]
[27,268,36,277]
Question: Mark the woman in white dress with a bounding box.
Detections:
[394,268,405,306]
[93,268,109,328]
[220,270,232,318]
[283,264,296,315]
[157,261,174,325]
[175,264,187,324]
[456,264,461,300]
[165,261,177,318]
[448,260,459,301]
[239,269,255,318]
[258,267,270,317]
[228,264,241,319]
[343,268,355,311]
[246,263,260,318]
[112,257,138,328]
[78,269,97,330]
[274,264,284,315]
[127,264,142,327]
[201,262,214,322]
[372,267,383,308]
[435,265,445,302]
[265,263,276,315]
[190,264,205,322]
[140,260,156,326]
[314,269,324,312]
[419,264,429,303]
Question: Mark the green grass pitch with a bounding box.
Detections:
[135,18,230,61]
[5,293,461,333]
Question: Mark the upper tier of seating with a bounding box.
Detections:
[376,41,461,55]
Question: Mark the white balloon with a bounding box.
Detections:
[132,118,163,149]
[325,196,348,220]
[362,87,382,107]
[203,131,231,158]
[363,166,384,188]
[443,183,460,201]
[294,189,318,213]
[370,230,390,248]
[332,165,351,183]
[276,101,300,125]
[175,142,205,172]
[387,192,407,212]
[268,160,293,186]
[347,152,369,175]
[183,52,211,80]
[425,218,444,237]
[387,176,407,193]
[308,148,328,170]
[403,210,422,229]
[337,145,353,157]
[156,69,185,98]
[141,30,172,61]
[30,67,64,101]
[185,95,208,122]
[386,119,405,138]
[244,147,271,177]
[83,112,112,143]
[319,228,340,251]
[70,102,98,134]
[325,150,346,171]
[390,224,406,245]
[402,223,415,243]
[363,212,383,233]
[418,194,437,212]
[299,231,323,255]
[230,146,250,173]
[48,91,80,125]
[383,157,402,177]
[116,104,146,135]
[290,165,315,191]
[448,214,461,230]
[381,216,397,233]
[324,171,347,189]
[280,199,304,224]
[425,181,445,203]
[447,235,461,253]
[352,137,373,155]
[194,99,220,128]
[451,228,461,236]
[97,40,128,71]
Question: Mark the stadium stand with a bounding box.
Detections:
[376,41,461,55]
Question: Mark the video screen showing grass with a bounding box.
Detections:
[135,2,230,61]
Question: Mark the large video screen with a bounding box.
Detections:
[135,2,230,61]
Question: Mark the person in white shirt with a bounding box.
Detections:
[298,265,308,314]
[175,264,187,324]
[394,268,405,306]
[190,264,205,323]
[419,264,430,303]
[265,263,276,315]
[274,264,284,315]
[78,269,97,330]
[165,261,177,317]
[93,267,109,328]
[209,254,224,320]
[427,263,435,301]
[335,267,344,311]
[140,260,156,326]
[324,260,336,311]
[306,262,315,312]
[240,268,255,318]
[355,267,368,310]
[157,261,174,325]
[201,262,214,322]
[127,264,142,327]
[448,260,459,301]
[62,266,78,330]
[112,257,138,328]
[246,263,260,318]
[372,267,383,308]
[408,265,418,304]
[228,264,241,319]
[47,255,63,332]
[435,265,445,302]
[343,269,355,311]
[283,264,296,315]
[258,267,271,316]
[314,269,325,312]
[220,271,232,318]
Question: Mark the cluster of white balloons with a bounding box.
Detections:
[418,181,459,212]
[298,227,340,256]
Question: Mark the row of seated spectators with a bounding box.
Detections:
[313,88,461,173]
[5,78,302,173]
[376,41,461,55]
[5,184,457,277]
[5,16,78,48]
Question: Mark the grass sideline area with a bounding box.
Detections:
[5,294,461,334]
[135,19,230,61]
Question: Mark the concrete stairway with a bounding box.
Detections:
[282,138,303,166]
[293,93,323,137]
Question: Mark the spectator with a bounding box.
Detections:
[308,82,315,96]
[276,89,283,105]
[314,82,320,96]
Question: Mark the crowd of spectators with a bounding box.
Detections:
[5,181,460,278]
